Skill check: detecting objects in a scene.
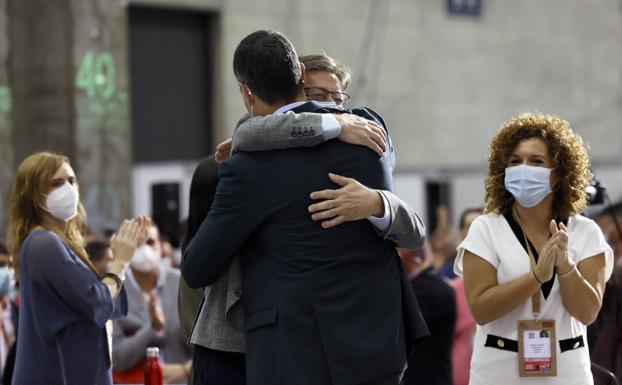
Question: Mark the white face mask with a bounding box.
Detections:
[41,182,79,222]
[504,164,553,208]
[131,245,162,273]
[0,267,13,298]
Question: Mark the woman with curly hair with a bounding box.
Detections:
[454,113,613,384]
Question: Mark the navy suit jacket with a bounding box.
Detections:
[183,102,428,385]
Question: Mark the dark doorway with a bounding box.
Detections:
[128,6,217,162]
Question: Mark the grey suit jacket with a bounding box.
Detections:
[187,112,426,353]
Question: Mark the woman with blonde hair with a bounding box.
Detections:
[7,152,147,385]
[455,113,613,384]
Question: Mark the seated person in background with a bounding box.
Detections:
[449,206,483,385]
[429,205,458,279]
[399,242,456,385]
[86,239,114,278]
[112,224,192,384]
[591,202,622,384]
[0,243,15,384]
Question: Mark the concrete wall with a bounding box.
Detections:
[71,0,133,231]
[0,0,132,237]
[1,0,620,236]
[207,0,622,169]
[0,0,10,236]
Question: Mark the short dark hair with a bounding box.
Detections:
[86,239,111,263]
[0,241,8,255]
[233,30,303,104]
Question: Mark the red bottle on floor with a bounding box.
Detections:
[144,347,163,385]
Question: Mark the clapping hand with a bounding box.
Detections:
[110,216,151,265]
[550,220,573,273]
[147,289,166,332]
[533,220,565,283]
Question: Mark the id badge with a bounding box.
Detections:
[517,320,557,377]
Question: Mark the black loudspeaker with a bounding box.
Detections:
[151,182,180,247]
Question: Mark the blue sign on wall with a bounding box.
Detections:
[447,0,482,17]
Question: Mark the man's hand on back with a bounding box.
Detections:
[215,138,233,163]
[333,114,387,157]
[308,173,384,229]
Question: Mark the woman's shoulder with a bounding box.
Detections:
[24,228,63,248]
[470,212,506,229]
[22,229,69,259]
[568,214,599,232]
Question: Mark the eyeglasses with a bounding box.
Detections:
[304,87,351,106]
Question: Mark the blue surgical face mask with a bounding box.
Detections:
[504,164,553,208]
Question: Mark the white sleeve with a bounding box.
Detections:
[366,191,390,231]
[321,114,342,140]
[454,216,498,276]
[577,222,614,281]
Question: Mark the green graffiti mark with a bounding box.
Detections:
[76,51,117,100]
[75,50,128,120]
[0,85,11,112]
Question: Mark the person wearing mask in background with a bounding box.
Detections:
[112,224,192,384]
[591,202,622,384]
[456,113,613,384]
[0,242,14,384]
[7,152,148,385]
[399,242,456,385]
[159,234,177,268]
[86,239,114,278]
[181,57,427,385]
[449,207,483,385]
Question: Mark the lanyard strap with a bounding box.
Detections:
[512,206,542,318]
[523,236,541,317]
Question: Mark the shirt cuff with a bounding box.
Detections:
[321,114,342,140]
[367,191,390,231]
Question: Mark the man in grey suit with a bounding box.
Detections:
[183,30,429,385]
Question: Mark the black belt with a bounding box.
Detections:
[485,334,585,353]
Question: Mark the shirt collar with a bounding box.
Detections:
[272,101,307,115]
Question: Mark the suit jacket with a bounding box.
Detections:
[181,110,426,357]
[182,101,429,385]
[403,268,456,385]
[232,109,426,248]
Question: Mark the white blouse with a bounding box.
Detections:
[455,212,613,385]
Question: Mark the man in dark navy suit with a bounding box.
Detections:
[182,30,428,385]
